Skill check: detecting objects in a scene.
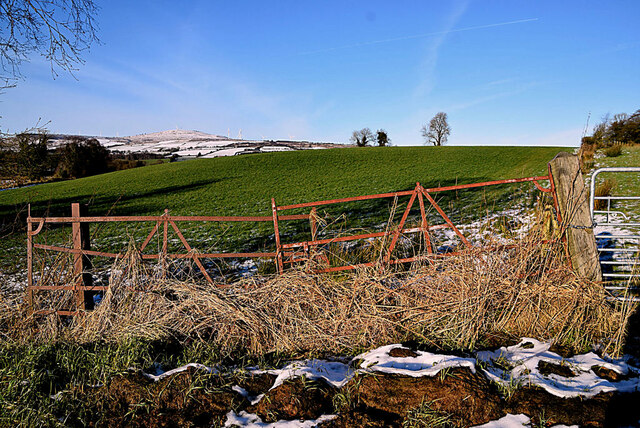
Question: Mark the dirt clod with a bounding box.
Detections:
[591,365,629,382]
[320,406,402,427]
[85,369,248,427]
[349,368,504,427]
[253,377,335,422]
[538,360,577,378]
[549,343,578,358]
[388,347,418,358]
[506,386,640,427]
[237,372,277,396]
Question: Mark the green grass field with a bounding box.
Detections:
[0,146,568,273]
[591,145,640,196]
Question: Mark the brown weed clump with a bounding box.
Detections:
[37,232,622,357]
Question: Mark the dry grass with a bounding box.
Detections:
[594,179,616,210]
[579,140,597,171]
[3,227,630,357]
[604,145,623,157]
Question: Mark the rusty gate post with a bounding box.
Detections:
[162,209,169,277]
[310,207,318,241]
[27,205,34,313]
[416,183,433,254]
[272,198,284,274]
[548,152,602,282]
[71,203,93,311]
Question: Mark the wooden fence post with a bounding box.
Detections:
[72,203,93,311]
[548,152,602,282]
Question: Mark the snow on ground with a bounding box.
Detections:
[201,147,250,157]
[130,339,640,427]
[260,146,294,152]
[470,413,579,428]
[477,338,640,398]
[139,362,218,382]
[126,129,224,142]
[431,206,534,250]
[471,414,531,428]
[223,411,335,428]
[355,344,477,376]
[260,359,354,389]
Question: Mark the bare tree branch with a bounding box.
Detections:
[0,0,99,88]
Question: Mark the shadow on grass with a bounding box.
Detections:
[0,178,226,227]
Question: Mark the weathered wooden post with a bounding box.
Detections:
[548,152,602,282]
[71,203,93,311]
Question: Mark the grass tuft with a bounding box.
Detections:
[604,145,623,157]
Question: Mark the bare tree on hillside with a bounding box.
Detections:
[421,112,450,146]
[350,128,375,147]
[0,0,100,89]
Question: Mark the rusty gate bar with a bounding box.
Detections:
[277,176,552,273]
[27,214,310,223]
[421,190,472,248]
[384,188,418,264]
[276,175,551,212]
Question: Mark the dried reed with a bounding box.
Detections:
[1,221,631,358]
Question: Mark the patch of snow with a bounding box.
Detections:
[472,414,580,428]
[224,411,336,427]
[476,338,640,398]
[139,362,217,382]
[127,129,223,142]
[265,359,353,390]
[471,413,530,428]
[231,259,258,277]
[261,146,294,152]
[356,344,477,376]
[136,340,640,404]
[250,344,477,392]
[202,148,249,157]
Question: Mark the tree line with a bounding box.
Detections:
[349,112,450,147]
[578,109,639,170]
[582,110,640,147]
[0,133,165,186]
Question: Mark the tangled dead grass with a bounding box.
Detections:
[3,227,631,358]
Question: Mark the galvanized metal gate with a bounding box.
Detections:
[590,167,640,295]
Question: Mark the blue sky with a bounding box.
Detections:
[1,0,639,146]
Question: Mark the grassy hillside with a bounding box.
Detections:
[0,146,567,272]
[1,146,565,217]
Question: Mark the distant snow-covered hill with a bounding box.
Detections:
[47,129,347,159]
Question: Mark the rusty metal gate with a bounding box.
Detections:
[589,167,640,296]
[26,174,554,316]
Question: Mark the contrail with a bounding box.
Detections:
[298,18,539,55]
